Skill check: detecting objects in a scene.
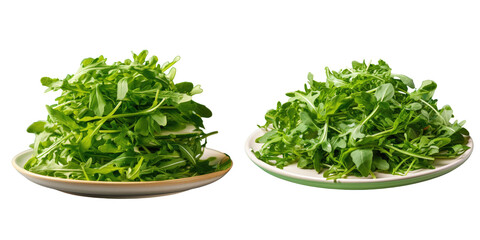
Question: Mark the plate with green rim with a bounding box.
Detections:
[245,128,473,190]
[13,148,232,198]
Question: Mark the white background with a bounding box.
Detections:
[1,0,479,239]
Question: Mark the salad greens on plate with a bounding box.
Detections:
[25,50,231,181]
[254,60,470,180]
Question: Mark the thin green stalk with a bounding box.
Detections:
[348,104,380,144]
[366,74,388,82]
[81,165,90,181]
[345,87,379,100]
[392,156,411,175]
[360,105,380,128]
[341,166,357,178]
[99,129,122,133]
[69,66,114,83]
[368,128,394,138]
[53,100,75,109]
[385,144,435,160]
[79,98,165,122]
[141,146,151,154]
[420,98,448,125]
[345,87,378,100]
[319,118,329,143]
[79,101,123,152]
[91,101,123,133]
[328,125,342,134]
[36,133,73,159]
[377,147,393,158]
[339,147,357,169]
[405,159,417,175]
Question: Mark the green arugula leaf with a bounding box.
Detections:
[175,82,194,93]
[392,74,415,88]
[351,149,373,177]
[46,105,80,130]
[126,157,144,180]
[411,80,437,101]
[41,77,63,91]
[27,121,46,134]
[151,112,167,127]
[117,78,129,100]
[375,83,395,102]
[89,85,106,117]
[134,116,150,136]
[373,157,389,171]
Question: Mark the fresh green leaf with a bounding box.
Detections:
[134,116,150,136]
[375,83,395,102]
[45,105,80,130]
[151,112,167,127]
[117,78,129,100]
[392,74,415,88]
[351,149,373,177]
[27,121,46,134]
[41,77,63,90]
[411,80,437,101]
[175,82,194,93]
[194,102,213,118]
[126,156,144,180]
[89,85,106,117]
[373,157,389,170]
[406,102,422,111]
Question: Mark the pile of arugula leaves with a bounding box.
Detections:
[254,60,470,180]
[25,50,231,181]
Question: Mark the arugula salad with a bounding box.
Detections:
[254,60,470,180]
[25,50,230,181]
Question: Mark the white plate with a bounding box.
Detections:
[245,128,473,189]
[13,148,232,197]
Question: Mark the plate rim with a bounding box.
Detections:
[245,128,473,186]
[13,148,233,186]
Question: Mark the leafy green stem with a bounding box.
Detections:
[405,159,417,175]
[340,166,356,178]
[36,133,73,159]
[360,105,380,128]
[69,66,114,83]
[392,156,411,174]
[98,129,122,133]
[81,165,90,181]
[79,98,166,122]
[365,74,388,83]
[384,144,435,160]
[368,128,394,138]
[328,125,342,134]
[349,104,380,144]
[91,101,123,133]
[419,99,448,125]
[79,101,123,151]
[53,100,75,109]
[319,118,329,143]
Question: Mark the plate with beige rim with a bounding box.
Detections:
[13,148,232,198]
[246,128,473,189]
